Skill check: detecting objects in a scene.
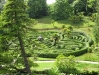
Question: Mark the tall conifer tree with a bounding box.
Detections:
[0,0,32,74]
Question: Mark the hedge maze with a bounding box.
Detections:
[26,30,93,58]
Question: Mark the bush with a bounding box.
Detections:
[47,68,60,75]
[56,54,76,74]
[81,70,98,75]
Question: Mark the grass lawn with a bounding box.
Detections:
[32,52,99,71]
[32,61,99,72]
[31,61,55,71]
[36,57,56,61]
[75,53,99,62]
[33,16,95,39]
[34,16,95,29]
[36,53,99,62]
[76,63,99,72]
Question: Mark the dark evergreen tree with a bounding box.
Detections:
[0,0,32,74]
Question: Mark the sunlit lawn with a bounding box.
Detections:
[75,53,99,62]
[32,52,99,71]
[31,61,55,71]
[37,57,56,61]
[33,16,94,38]
[32,61,99,72]
[76,63,99,72]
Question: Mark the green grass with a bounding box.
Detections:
[33,16,94,39]
[31,61,99,72]
[75,53,99,62]
[34,16,95,29]
[36,16,52,24]
[76,63,99,72]
[36,52,99,62]
[32,62,55,71]
[36,57,56,61]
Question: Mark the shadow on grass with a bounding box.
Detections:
[36,16,52,24]
[57,19,84,27]
[36,16,85,29]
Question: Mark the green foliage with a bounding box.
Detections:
[27,0,48,18]
[0,0,5,13]
[27,0,97,19]
[56,54,76,73]
[37,52,59,58]
[50,0,73,20]
[47,68,60,75]
[69,13,84,23]
[0,0,34,74]
[81,70,98,75]
[28,31,91,58]
[71,0,97,15]
[93,0,99,46]
[28,58,38,67]
[65,47,88,56]
[72,0,85,15]
[37,47,88,58]
[90,13,97,22]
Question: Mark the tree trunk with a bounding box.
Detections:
[85,0,88,15]
[18,34,32,75]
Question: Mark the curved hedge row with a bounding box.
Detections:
[28,31,93,58]
[37,47,88,58]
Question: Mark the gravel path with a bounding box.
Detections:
[35,60,99,64]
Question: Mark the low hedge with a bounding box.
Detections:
[64,47,88,56]
[37,47,88,58]
[37,52,59,58]
[80,70,98,75]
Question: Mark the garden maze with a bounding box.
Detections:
[27,30,94,58]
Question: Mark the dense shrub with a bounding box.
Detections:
[69,15,83,23]
[80,70,98,75]
[56,54,77,74]
[47,68,60,75]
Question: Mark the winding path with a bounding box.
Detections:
[35,60,99,64]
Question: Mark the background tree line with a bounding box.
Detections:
[0,0,97,20]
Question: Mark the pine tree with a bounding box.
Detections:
[0,0,32,74]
